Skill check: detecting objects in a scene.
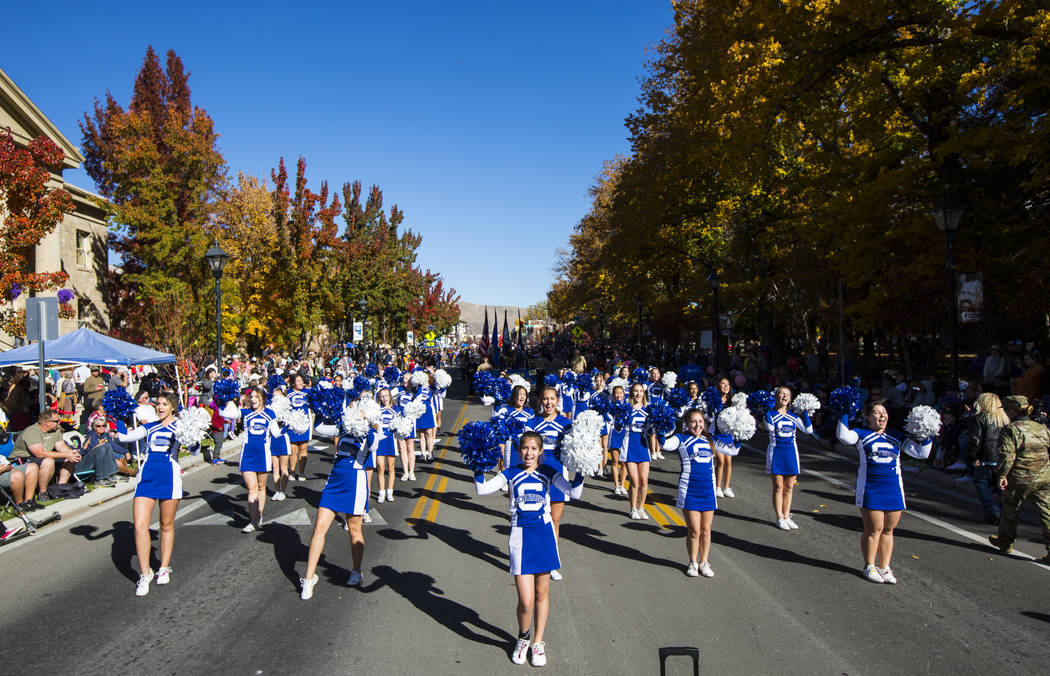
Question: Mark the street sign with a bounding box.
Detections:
[425,331,436,342]
[571,326,583,337]
[426,324,436,332]
[352,321,363,341]
[406,330,414,345]
[26,297,59,341]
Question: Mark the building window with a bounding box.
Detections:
[77,299,89,329]
[76,230,91,268]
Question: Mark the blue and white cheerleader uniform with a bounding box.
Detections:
[557,383,575,418]
[763,410,814,476]
[475,465,584,575]
[836,416,931,511]
[646,380,665,403]
[318,431,380,515]
[414,386,436,431]
[622,407,652,463]
[432,386,446,416]
[376,406,397,457]
[118,421,181,500]
[676,397,704,421]
[495,405,534,466]
[229,408,281,472]
[393,386,416,437]
[522,415,572,502]
[663,433,718,512]
[286,389,312,443]
[270,421,290,457]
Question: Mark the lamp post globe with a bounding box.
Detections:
[204,240,229,373]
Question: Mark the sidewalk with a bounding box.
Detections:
[7,436,244,532]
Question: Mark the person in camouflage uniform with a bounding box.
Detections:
[988,396,1050,562]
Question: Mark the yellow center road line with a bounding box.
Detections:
[643,504,671,527]
[408,400,469,523]
[651,501,686,526]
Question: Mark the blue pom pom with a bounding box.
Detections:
[364,363,379,378]
[544,374,559,387]
[101,389,136,420]
[495,379,513,404]
[383,366,401,384]
[458,420,503,472]
[646,400,677,435]
[560,371,576,387]
[494,415,525,441]
[609,399,633,429]
[352,375,371,392]
[213,379,241,405]
[631,367,648,384]
[829,386,864,416]
[575,373,595,394]
[588,392,611,415]
[308,386,345,423]
[747,390,776,412]
[266,374,287,393]
[666,387,689,409]
[473,371,501,400]
[701,387,723,414]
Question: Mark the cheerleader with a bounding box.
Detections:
[676,381,702,419]
[432,373,447,430]
[414,372,438,462]
[287,374,312,481]
[836,400,931,584]
[474,431,585,666]
[712,377,735,498]
[495,385,533,470]
[623,383,655,519]
[522,386,572,580]
[115,393,182,597]
[392,372,417,480]
[764,387,814,530]
[556,370,575,420]
[221,387,283,532]
[269,389,292,500]
[299,412,381,599]
[662,409,719,577]
[645,367,665,402]
[374,388,398,503]
[573,371,602,417]
[606,383,628,495]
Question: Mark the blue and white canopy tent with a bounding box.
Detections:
[0,327,177,368]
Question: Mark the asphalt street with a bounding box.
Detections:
[2,387,1049,675]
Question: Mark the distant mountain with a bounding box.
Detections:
[458,301,532,335]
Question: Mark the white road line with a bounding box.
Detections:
[740,442,1048,570]
[152,482,241,530]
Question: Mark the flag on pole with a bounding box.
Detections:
[501,310,510,349]
[517,309,524,349]
[479,307,490,360]
[491,314,501,368]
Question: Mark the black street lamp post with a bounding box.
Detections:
[707,271,721,372]
[635,293,643,361]
[358,297,368,360]
[204,241,229,373]
[931,188,966,385]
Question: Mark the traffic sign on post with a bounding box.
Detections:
[26,297,59,414]
[425,331,436,342]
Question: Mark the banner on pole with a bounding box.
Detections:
[957,271,983,324]
[352,321,363,341]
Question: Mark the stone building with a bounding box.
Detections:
[0,67,109,349]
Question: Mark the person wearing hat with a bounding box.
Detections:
[989,395,1050,562]
[81,367,107,431]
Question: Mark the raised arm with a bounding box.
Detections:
[764,410,776,432]
[117,426,148,443]
[796,411,814,436]
[267,418,283,437]
[902,437,932,460]
[662,435,682,452]
[836,414,859,446]
[552,471,585,501]
[475,471,508,496]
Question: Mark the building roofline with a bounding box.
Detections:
[0,66,85,169]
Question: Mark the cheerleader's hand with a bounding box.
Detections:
[570,472,585,488]
[474,471,486,483]
[839,413,851,427]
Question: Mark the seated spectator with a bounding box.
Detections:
[78,421,122,486]
[8,410,81,501]
[134,390,158,424]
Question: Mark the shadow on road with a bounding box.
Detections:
[559,523,683,570]
[1021,610,1050,623]
[377,519,508,571]
[69,521,139,581]
[712,530,857,576]
[255,522,309,589]
[364,564,515,649]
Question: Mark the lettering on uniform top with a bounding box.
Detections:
[542,433,559,450]
[515,484,546,511]
[248,417,270,435]
[868,440,899,464]
[776,420,796,437]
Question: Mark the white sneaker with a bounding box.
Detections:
[530,641,547,667]
[653,451,664,460]
[618,486,628,496]
[699,562,714,578]
[401,472,409,481]
[135,569,154,597]
[639,508,650,520]
[241,522,256,533]
[362,511,372,524]
[723,487,735,498]
[272,491,286,501]
[386,489,394,502]
[409,472,416,481]
[377,492,385,503]
[550,569,562,581]
[156,566,172,585]
[776,518,791,530]
[714,487,724,498]
[300,574,318,600]
[347,569,363,587]
[629,509,640,520]
[786,515,799,529]
[511,637,530,665]
[685,561,699,577]
[879,567,897,584]
[863,565,885,583]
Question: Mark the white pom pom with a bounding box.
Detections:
[357,398,381,424]
[480,395,495,407]
[791,393,821,415]
[434,369,452,389]
[716,405,756,441]
[174,407,211,447]
[270,395,291,422]
[606,377,629,394]
[222,400,240,418]
[411,371,430,387]
[508,373,531,393]
[315,423,339,438]
[341,406,371,438]
[731,392,747,408]
[905,405,942,441]
[403,398,426,421]
[661,371,677,390]
[560,410,604,476]
[391,414,415,439]
[318,380,333,389]
[284,409,311,434]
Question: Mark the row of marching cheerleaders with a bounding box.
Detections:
[123,363,450,597]
[461,367,940,666]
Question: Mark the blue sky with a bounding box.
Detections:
[2,1,672,308]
